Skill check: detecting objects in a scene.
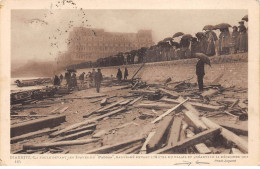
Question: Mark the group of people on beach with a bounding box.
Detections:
[53,68,103,93]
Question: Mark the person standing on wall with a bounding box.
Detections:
[95,68,103,93]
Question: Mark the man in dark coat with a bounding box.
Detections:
[196,59,205,91]
[60,74,63,83]
[124,67,128,80]
[54,75,60,86]
[117,68,122,81]
[95,68,103,93]
[231,26,239,54]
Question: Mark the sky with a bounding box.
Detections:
[11,9,247,67]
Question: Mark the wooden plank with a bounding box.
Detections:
[194,143,211,154]
[119,99,132,106]
[128,96,142,106]
[11,128,58,144]
[135,103,173,110]
[120,144,142,154]
[167,117,182,147]
[158,88,179,99]
[96,100,124,113]
[11,115,66,137]
[62,123,96,136]
[139,132,156,154]
[131,63,145,80]
[51,107,126,137]
[150,128,221,154]
[201,117,248,153]
[100,98,108,106]
[147,117,174,152]
[23,139,100,150]
[183,111,208,132]
[59,107,69,113]
[151,98,188,124]
[85,136,145,154]
[11,115,48,118]
[215,121,248,136]
[56,130,94,141]
[231,148,243,154]
[178,96,200,116]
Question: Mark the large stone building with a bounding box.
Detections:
[57,27,154,66]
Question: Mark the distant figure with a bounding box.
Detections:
[231,26,239,54]
[117,68,122,81]
[219,28,231,55]
[179,37,191,59]
[196,32,207,54]
[79,72,85,88]
[205,30,218,56]
[71,73,77,89]
[124,68,128,80]
[60,74,63,83]
[95,68,103,93]
[54,75,60,86]
[65,71,71,88]
[237,21,248,53]
[90,69,96,87]
[85,72,91,88]
[196,59,205,91]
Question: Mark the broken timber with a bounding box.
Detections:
[139,132,156,154]
[11,115,66,137]
[201,117,248,153]
[158,88,179,99]
[131,63,145,80]
[151,98,188,124]
[160,97,224,111]
[56,130,94,141]
[11,128,58,144]
[147,117,174,152]
[23,139,100,150]
[167,116,182,147]
[150,128,221,154]
[85,136,145,154]
[96,100,124,113]
[128,96,142,106]
[183,111,208,132]
[51,107,126,137]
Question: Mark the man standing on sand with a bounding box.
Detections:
[124,67,128,80]
[196,59,205,91]
[117,68,122,81]
[79,72,85,88]
[95,68,103,93]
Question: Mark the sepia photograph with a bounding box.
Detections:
[1,0,259,166]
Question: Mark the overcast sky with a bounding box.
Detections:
[12,9,247,66]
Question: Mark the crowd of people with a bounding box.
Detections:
[68,15,248,70]
[53,68,103,93]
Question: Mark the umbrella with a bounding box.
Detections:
[195,53,211,66]
[213,23,231,29]
[67,68,77,72]
[195,32,205,38]
[203,25,214,31]
[181,34,193,40]
[242,15,248,22]
[172,32,184,38]
[163,37,173,42]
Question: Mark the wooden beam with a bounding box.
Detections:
[51,107,126,137]
[120,144,142,154]
[85,136,145,154]
[215,121,248,136]
[23,139,100,150]
[183,111,208,132]
[100,98,108,106]
[56,130,94,141]
[150,128,221,154]
[201,117,248,153]
[178,96,200,116]
[135,103,173,110]
[62,123,96,136]
[151,98,188,124]
[96,100,124,113]
[167,116,182,147]
[147,117,174,152]
[160,98,224,111]
[131,63,145,80]
[158,88,179,99]
[194,143,211,154]
[140,132,156,154]
[11,128,58,144]
[11,115,66,137]
[11,115,48,118]
[128,96,143,106]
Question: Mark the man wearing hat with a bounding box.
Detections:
[95,68,103,93]
[231,26,239,54]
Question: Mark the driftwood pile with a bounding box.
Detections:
[10,66,248,154]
